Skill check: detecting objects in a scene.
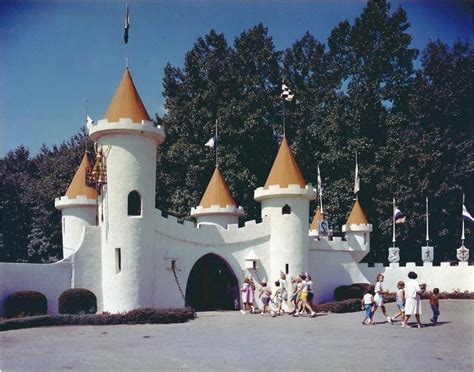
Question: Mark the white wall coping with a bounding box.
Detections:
[190,205,245,217]
[55,195,97,210]
[342,223,373,233]
[244,249,260,261]
[89,118,165,144]
[254,183,316,201]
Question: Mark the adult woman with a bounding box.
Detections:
[240,278,255,314]
[403,271,424,328]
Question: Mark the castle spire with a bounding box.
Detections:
[65,151,97,199]
[264,137,305,189]
[105,68,150,123]
[346,199,368,225]
[198,166,237,208]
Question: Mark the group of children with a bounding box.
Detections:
[241,272,316,318]
[361,272,441,328]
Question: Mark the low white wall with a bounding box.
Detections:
[309,248,474,303]
[0,261,72,316]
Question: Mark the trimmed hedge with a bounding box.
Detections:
[4,291,48,318]
[58,288,97,315]
[334,283,374,302]
[314,299,361,313]
[0,307,196,332]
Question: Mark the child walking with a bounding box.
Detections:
[391,281,405,323]
[361,288,374,325]
[372,273,392,324]
[259,281,272,316]
[430,288,440,324]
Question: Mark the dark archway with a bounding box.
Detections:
[185,254,240,311]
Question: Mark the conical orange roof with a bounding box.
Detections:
[264,137,306,189]
[310,207,323,230]
[199,167,237,208]
[347,200,368,224]
[105,68,150,123]
[65,152,97,199]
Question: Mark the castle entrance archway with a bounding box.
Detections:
[185,253,239,311]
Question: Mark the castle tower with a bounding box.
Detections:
[342,200,372,261]
[191,166,244,228]
[254,137,316,281]
[55,151,97,259]
[88,68,165,313]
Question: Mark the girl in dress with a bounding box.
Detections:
[259,281,272,315]
[371,273,392,324]
[403,271,424,328]
[240,278,255,314]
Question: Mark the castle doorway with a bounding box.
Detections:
[185,253,240,311]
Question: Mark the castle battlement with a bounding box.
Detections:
[89,118,165,143]
[254,183,316,201]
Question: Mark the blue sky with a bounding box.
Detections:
[1,0,472,155]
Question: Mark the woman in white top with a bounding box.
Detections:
[372,273,392,324]
[403,271,424,328]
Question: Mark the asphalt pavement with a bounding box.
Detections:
[1,300,473,370]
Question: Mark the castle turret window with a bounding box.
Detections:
[282,204,291,215]
[128,190,141,216]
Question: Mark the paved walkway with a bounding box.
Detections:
[1,300,473,370]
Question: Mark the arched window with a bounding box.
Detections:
[128,190,141,216]
[282,204,291,215]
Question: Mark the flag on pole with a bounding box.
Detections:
[124,3,130,44]
[463,204,474,222]
[317,164,322,196]
[354,156,360,194]
[394,207,406,224]
[86,115,94,126]
[205,135,217,149]
[280,83,294,102]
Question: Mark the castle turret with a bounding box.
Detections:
[254,137,316,281]
[342,200,372,261]
[88,68,165,313]
[191,166,244,228]
[309,207,323,236]
[55,151,97,259]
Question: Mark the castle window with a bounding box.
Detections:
[282,204,291,215]
[285,263,289,275]
[115,248,122,273]
[128,190,141,216]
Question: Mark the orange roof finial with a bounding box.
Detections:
[347,199,368,225]
[65,152,97,200]
[105,68,150,123]
[198,167,237,208]
[310,206,324,230]
[264,137,305,189]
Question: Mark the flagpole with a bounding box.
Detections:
[215,119,218,167]
[318,163,323,215]
[426,197,429,245]
[355,152,358,200]
[126,45,129,69]
[462,193,465,244]
[282,100,286,137]
[392,198,396,247]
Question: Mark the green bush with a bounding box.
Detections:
[4,291,48,318]
[314,299,361,313]
[58,288,97,315]
[0,307,196,331]
[334,283,374,302]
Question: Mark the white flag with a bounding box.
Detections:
[280,83,295,102]
[463,204,474,222]
[205,135,217,149]
[354,158,360,194]
[317,164,322,196]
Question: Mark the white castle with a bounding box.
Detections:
[1,68,472,314]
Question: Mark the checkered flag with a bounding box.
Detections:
[280,83,294,102]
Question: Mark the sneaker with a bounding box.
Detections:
[401,323,407,328]
[387,316,393,324]
[417,324,423,328]
[430,318,434,323]
[310,313,316,318]
[240,310,246,314]
[293,313,299,317]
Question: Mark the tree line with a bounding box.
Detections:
[1,0,473,264]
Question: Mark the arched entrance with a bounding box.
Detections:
[185,253,240,311]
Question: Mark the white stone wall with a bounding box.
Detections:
[0,261,72,316]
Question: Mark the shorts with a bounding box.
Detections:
[300,292,308,302]
[291,293,297,302]
[374,293,384,307]
[282,290,288,301]
[262,297,270,306]
[308,292,314,302]
[396,299,405,312]
[364,304,372,318]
